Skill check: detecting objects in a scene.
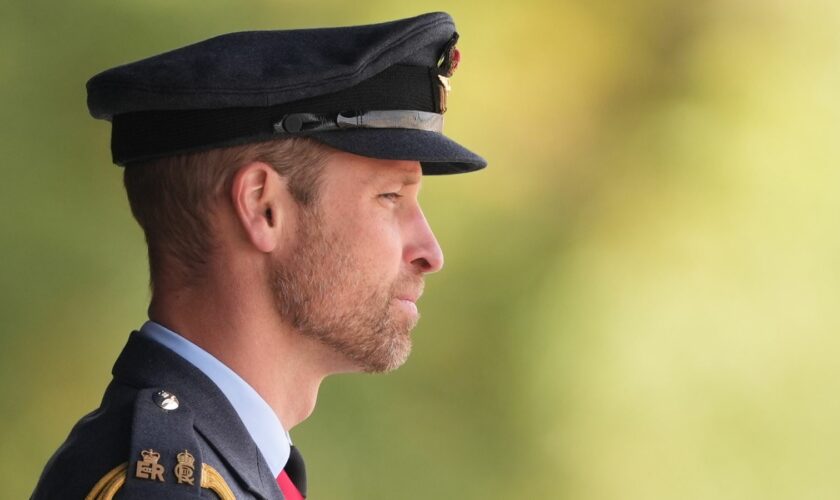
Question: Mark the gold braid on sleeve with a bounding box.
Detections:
[85,462,236,499]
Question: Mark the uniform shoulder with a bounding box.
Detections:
[34,386,236,499]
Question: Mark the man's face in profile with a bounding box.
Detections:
[269,151,444,373]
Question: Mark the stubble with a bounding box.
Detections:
[269,207,421,373]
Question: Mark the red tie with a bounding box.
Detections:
[277,470,305,500]
[277,445,306,499]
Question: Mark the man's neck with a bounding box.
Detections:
[148,278,348,431]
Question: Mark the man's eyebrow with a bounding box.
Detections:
[400,173,422,186]
[368,171,421,186]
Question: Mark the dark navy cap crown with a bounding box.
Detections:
[87,12,486,174]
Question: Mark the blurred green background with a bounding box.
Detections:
[3,0,840,498]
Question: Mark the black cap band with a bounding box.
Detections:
[111,65,443,166]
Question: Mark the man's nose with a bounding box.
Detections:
[404,207,444,274]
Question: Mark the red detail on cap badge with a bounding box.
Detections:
[451,48,460,73]
[440,45,460,77]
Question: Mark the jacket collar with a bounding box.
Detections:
[112,331,281,499]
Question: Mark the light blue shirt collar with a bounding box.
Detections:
[138,321,290,477]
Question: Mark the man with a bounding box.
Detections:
[32,11,485,500]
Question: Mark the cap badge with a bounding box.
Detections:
[436,33,460,113]
[438,33,460,77]
[175,449,196,485]
[135,449,165,482]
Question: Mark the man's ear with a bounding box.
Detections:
[230,162,288,253]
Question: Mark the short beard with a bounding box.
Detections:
[269,206,420,373]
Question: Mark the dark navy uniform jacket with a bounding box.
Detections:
[32,332,288,499]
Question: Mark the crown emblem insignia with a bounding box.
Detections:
[175,449,196,485]
[135,449,165,482]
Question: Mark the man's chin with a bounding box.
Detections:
[360,353,410,373]
[357,331,413,374]
[302,308,418,374]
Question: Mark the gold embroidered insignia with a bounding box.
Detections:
[174,449,196,485]
[135,449,165,482]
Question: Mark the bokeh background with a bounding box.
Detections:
[3,0,840,498]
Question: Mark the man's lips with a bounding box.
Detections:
[395,287,423,315]
[396,287,423,304]
[394,277,424,310]
[395,297,419,316]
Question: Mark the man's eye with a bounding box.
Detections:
[379,192,403,202]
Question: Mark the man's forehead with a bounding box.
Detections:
[359,165,423,190]
[327,152,422,186]
[377,164,422,185]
